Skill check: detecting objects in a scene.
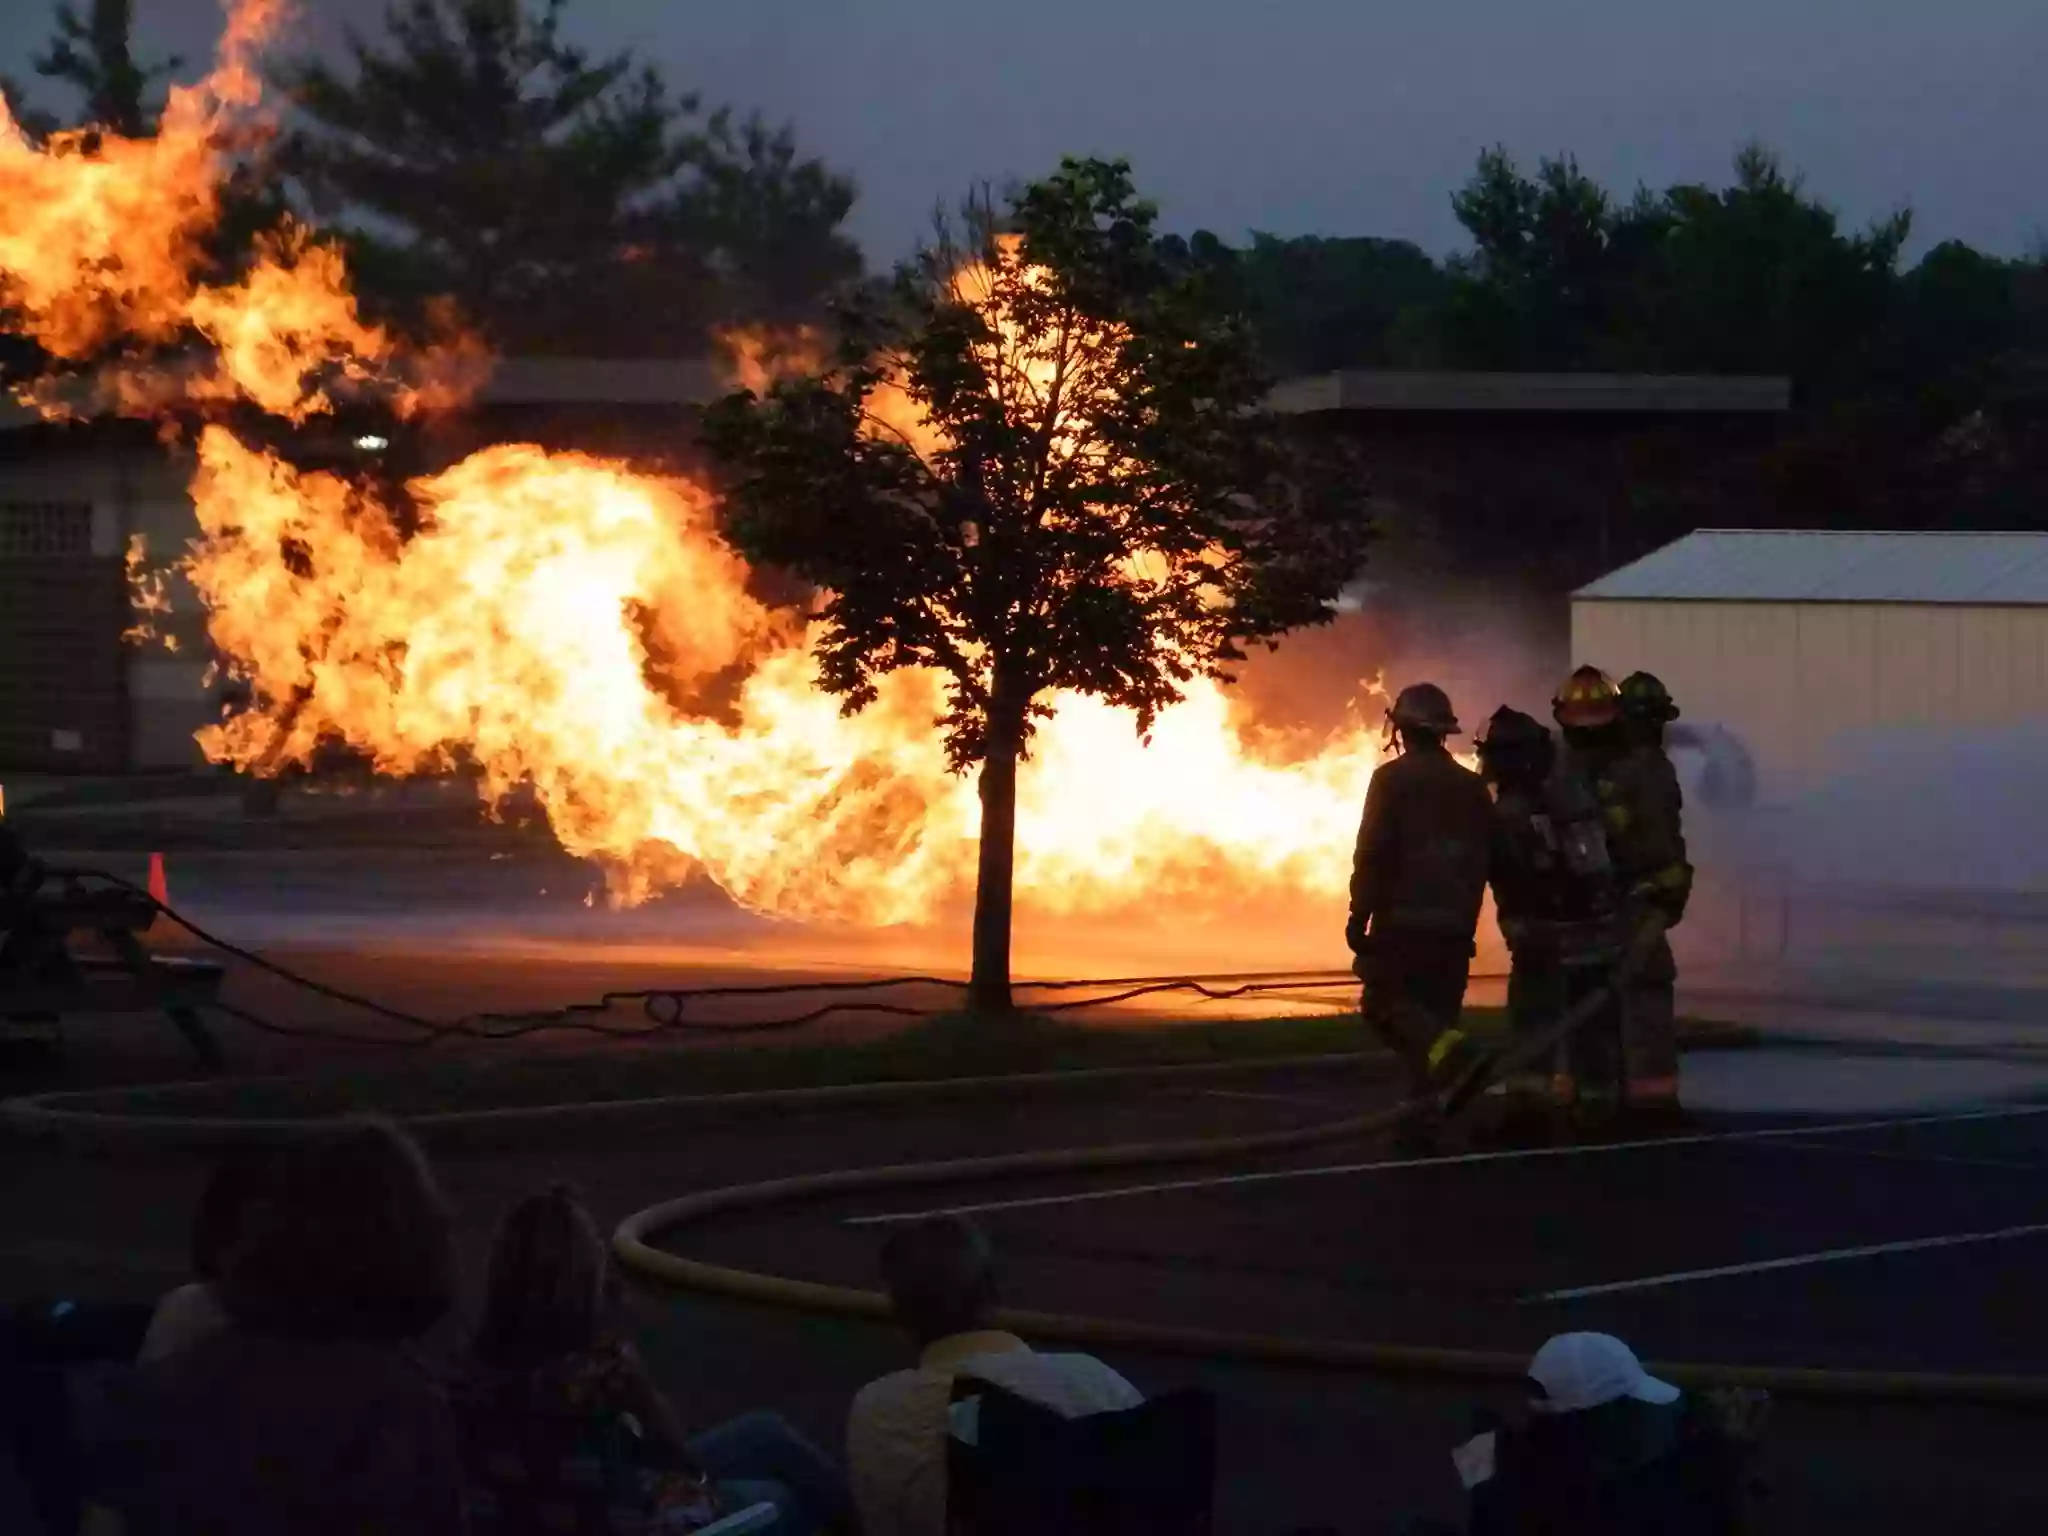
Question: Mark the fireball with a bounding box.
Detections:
[0,0,1399,934]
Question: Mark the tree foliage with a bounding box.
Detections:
[1432,142,1914,391]
[1177,140,2043,574]
[671,115,863,327]
[33,0,181,139]
[1636,145,1910,394]
[1220,233,1449,373]
[278,0,859,352]
[1440,147,1621,370]
[703,158,1373,1003]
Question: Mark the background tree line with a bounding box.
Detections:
[1183,144,2048,531]
[1192,142,2046,413]
[8,3,2043,527]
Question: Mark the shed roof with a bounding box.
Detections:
[1575,530,2048,605]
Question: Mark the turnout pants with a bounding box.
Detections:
[1511,958,1623,1109]
[1623,931,1680,1106]
[1565,968,1625,1110]
[1360,936,1473,1097]
[1503,959,1562,1103]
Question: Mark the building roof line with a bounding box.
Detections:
[1576,529,2048,606]
[7,360,1796,426]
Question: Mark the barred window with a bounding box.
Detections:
[0,500,94,558]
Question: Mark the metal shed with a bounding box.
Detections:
[1571,529,2048,805]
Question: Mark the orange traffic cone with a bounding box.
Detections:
[146,851,168,934]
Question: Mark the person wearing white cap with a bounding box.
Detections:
[1526,1331,1681,1415]
[1447,1332,1760,1536]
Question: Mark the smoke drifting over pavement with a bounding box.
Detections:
[1728,723,2044,894]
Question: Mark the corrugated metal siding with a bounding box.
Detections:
[1571,598,2048,804]
[1576,531,2048,605]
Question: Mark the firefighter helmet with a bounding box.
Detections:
[1552,665,1622,729]
[1388,681,1460,736]
[1476,705,1554,785]
[1477,705,1550,756]
[1619,670,1680,723]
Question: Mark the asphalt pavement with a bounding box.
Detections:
[704,1091,2048,1375]
[642,1061,2048,1531]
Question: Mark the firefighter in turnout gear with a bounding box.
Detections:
[1548,667,1635,1126]
[1477,705,1630,1138]
[1612,671,1693,1120]
[1347,682,1494,1148]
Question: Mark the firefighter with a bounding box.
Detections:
[1478,705,1630,1140]
[1347,682,1494,1147]
[1548,666,1635,1127]
[1477,705,1562,1125]
[1612,671,1693,1121]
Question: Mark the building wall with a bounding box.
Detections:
[0,434,211,771]
[120,443,212,769]
[1571,598,2048,803]
[0,445,127,771]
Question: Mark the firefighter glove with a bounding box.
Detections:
[1345,913,1370,957]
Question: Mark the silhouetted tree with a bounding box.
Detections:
[1640,144,1909,398]
[674,115,863,327]
[703,159,1373,1009]
[1228,233,1450,372]
[1439,147,1624,369]
[33,0,181,138]
[279,0,858,353]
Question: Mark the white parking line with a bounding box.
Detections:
[1522,1220,2048,1304]
[1757,1140,2048,1174]
[840,1102,2048,1229]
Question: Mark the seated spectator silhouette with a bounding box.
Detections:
[944,1373,1216,1536]
[456,1184,853,1536]
[846,1214,1143,1536]
[80,1116,465,1536]
[1456,1332,1764,1536]
[4,1152,268,1534]
[138,1151,268,1362]
[3,1295,155,1536]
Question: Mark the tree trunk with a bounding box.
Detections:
[968,710,1023,1015]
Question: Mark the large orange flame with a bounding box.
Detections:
[0,0,277,363]
[0,2,1407,939]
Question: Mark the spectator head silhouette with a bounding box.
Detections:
[188,1151,269,1283]
[221,1116,454,1343]
[879,1214,997,1348]
[471,1183,614,1369]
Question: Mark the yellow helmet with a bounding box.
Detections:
[1552,665,1621,729]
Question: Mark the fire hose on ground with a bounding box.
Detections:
[33,867,1428,1049]
[613,916,2048,1403]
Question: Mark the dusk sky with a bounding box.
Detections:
[2,0,2042,262]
